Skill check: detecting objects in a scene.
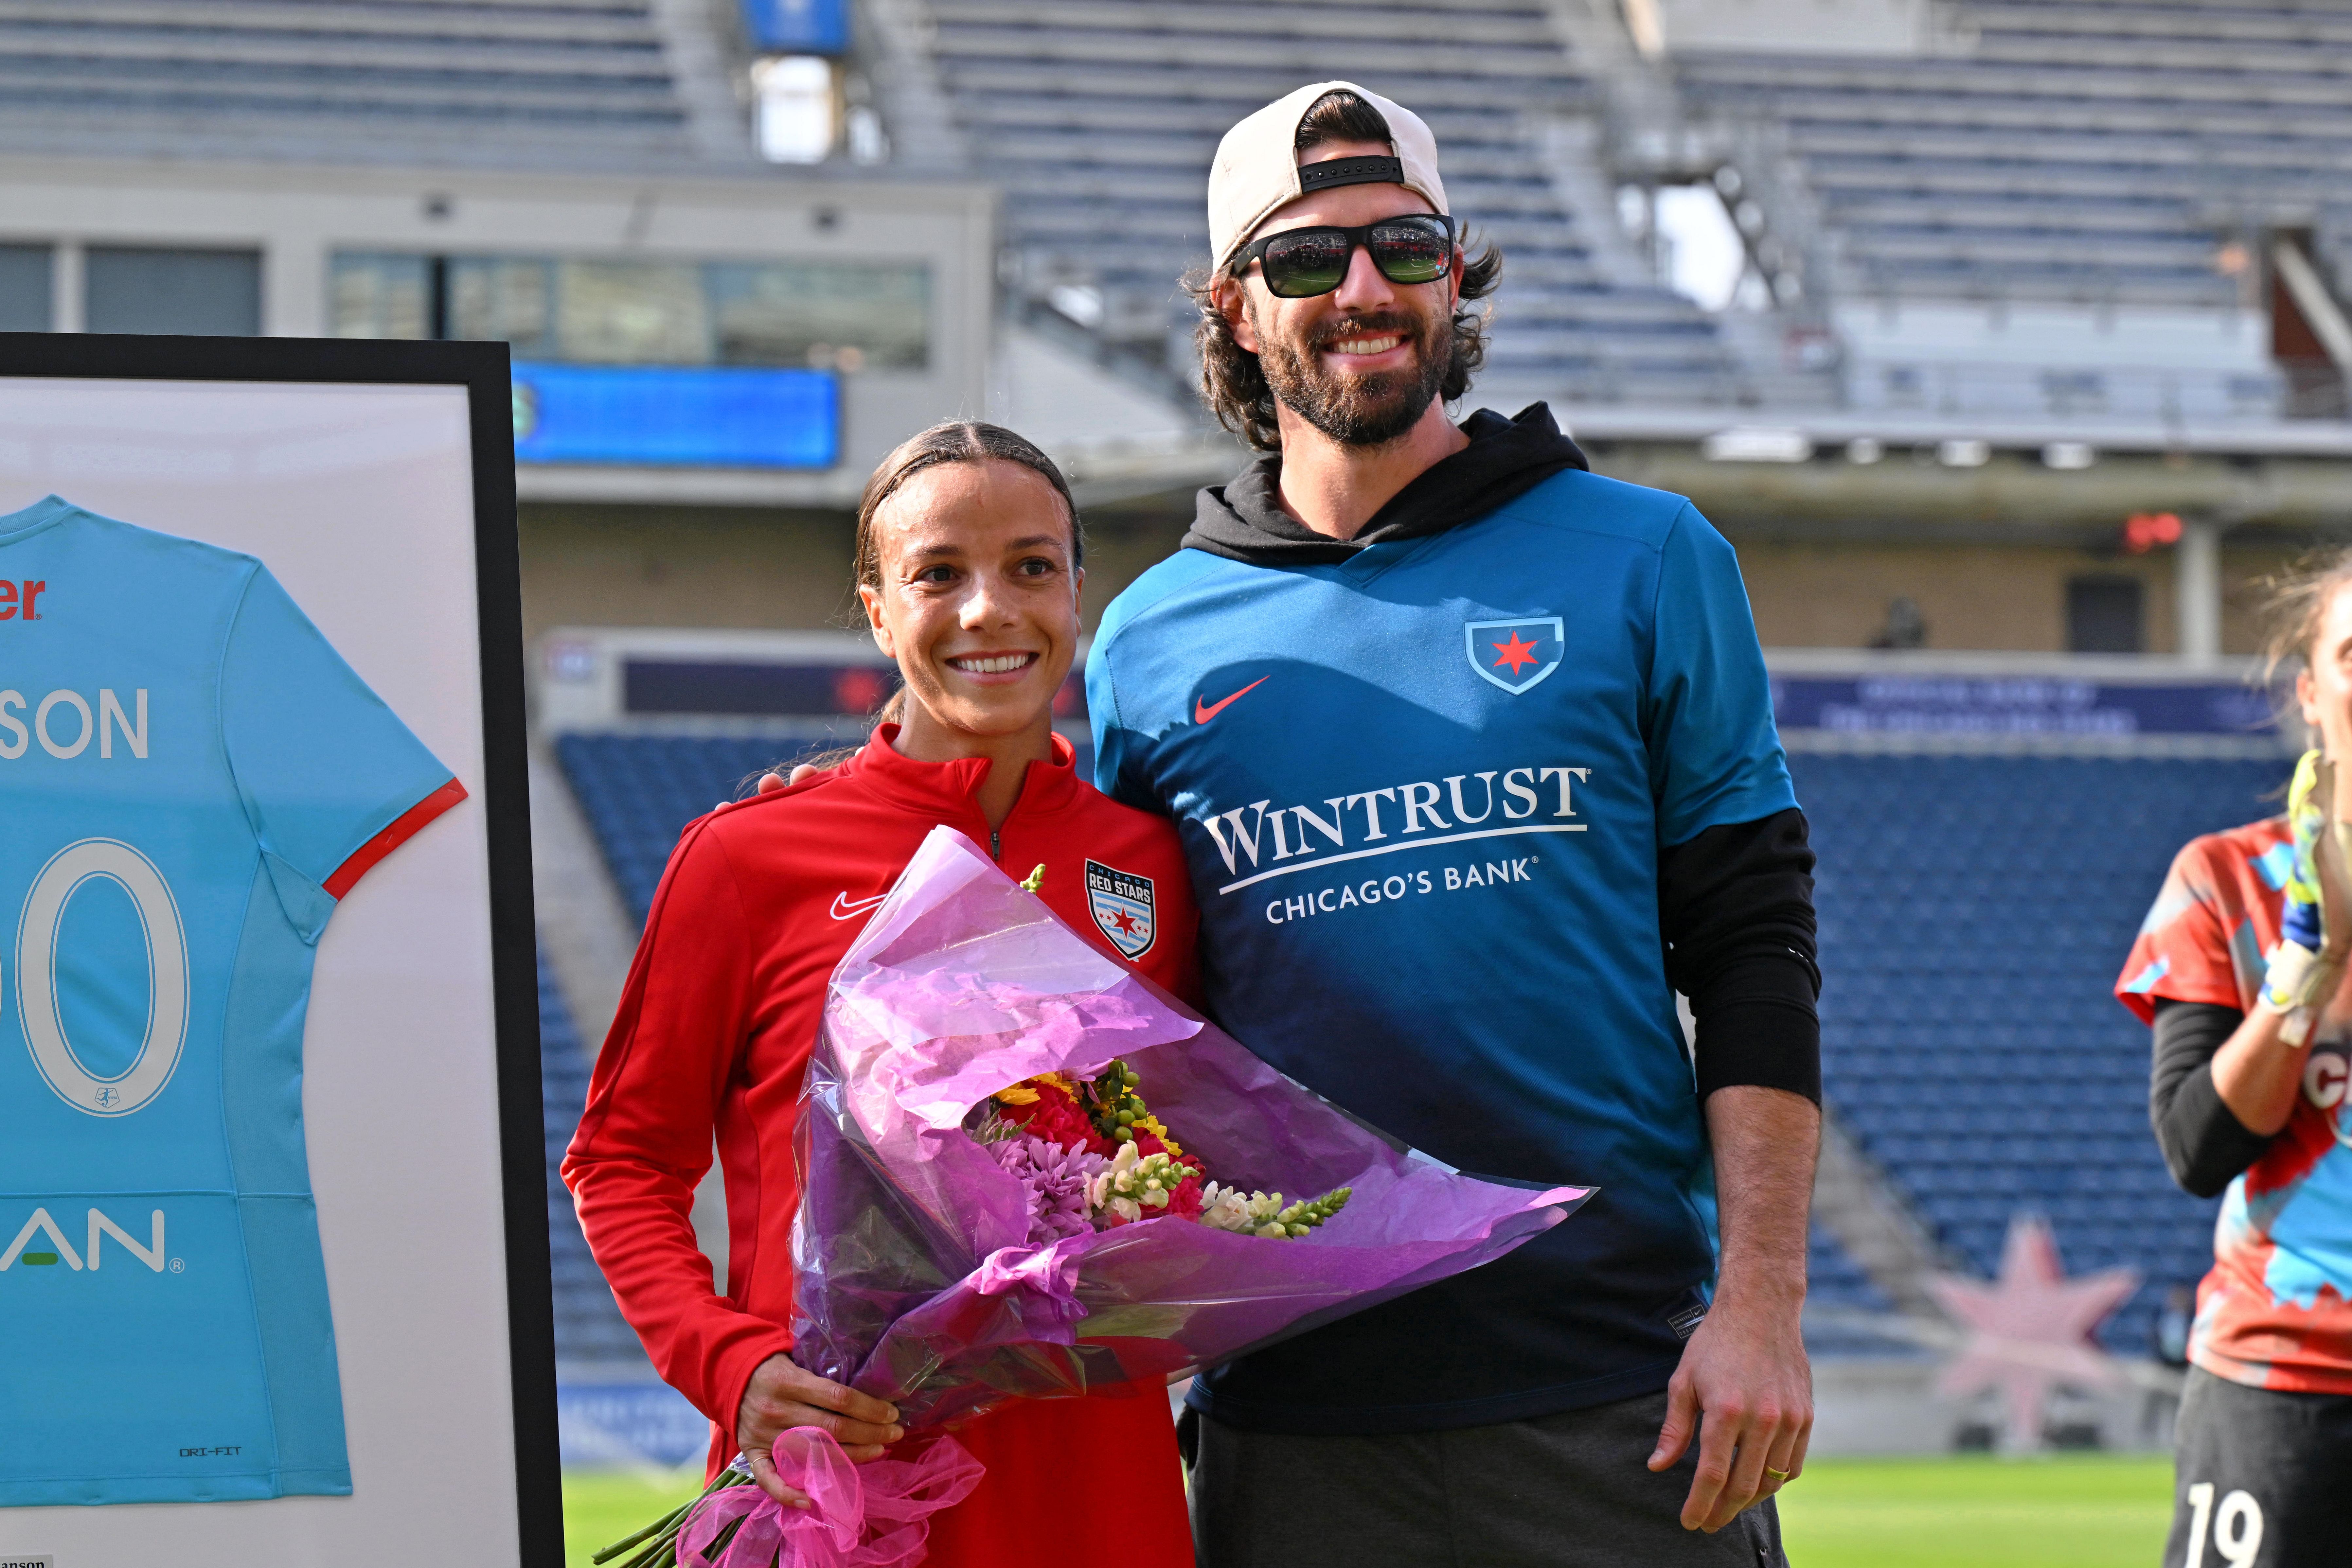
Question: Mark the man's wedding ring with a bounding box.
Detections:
[1764,1467,1791,1484]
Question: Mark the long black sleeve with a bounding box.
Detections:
[2150,998,2276,1198]
[1658,806,1822,1104]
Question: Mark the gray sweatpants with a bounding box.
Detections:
[1187,1390,1786,1568]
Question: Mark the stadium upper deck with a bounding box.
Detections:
[918,0,1750,408]
[5,0,2346,447]
[1674,1,2352,311]
[0,0,750,171]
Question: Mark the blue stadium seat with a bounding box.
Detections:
[540,949,655,1371]
[1804,1221,1922,1357]
[557,735,851,923]
[1796,752,2283,1351]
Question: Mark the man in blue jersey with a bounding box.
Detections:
[1086,84,1821,1565]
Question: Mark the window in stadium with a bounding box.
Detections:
[1651,185,1747,312]
[752,56,839,164]
[84,247,261,336]
[2066,576,2145,655]
[329,253,927,371]
[0,244,51,331]
[707,260,926,370]
[329,252,430,341]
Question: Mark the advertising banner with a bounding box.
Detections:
[0,334,554,1566]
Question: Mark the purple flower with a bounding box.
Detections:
[987,1134,1109,1245]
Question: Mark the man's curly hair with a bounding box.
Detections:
[1185,89,1501,451]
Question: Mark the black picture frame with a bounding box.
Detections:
[0,331,557,1566]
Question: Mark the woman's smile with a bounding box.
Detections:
[944,650,1041,681]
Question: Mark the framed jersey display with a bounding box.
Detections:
[0,334,555,1566]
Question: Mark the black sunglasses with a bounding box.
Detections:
[1229,213,1458,300]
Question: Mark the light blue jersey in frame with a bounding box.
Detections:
[0,495,465,1505]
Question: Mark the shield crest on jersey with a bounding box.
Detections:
[1465,617,1564,695]
[1085,859,1156,960]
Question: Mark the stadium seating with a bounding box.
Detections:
[0,0,733,169]
[1672,2,2352,312]
[1805,1221,1916,1356]
[540,948,653,1371]
[1790,752,2293,1351]
[556,734,831,923]
[913,0,1745,406]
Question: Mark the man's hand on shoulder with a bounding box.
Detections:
[754,763,825,793]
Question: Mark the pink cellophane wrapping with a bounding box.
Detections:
[679,1430,984,1568]
[790,825,1592,1430]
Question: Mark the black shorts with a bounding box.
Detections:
[1185,1391,1786,1568]
[2167,1365,2352,1568]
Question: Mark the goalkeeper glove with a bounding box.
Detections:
[2260,749,2352,1044]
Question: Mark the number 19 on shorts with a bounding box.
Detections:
[2183,1481,2263,1568]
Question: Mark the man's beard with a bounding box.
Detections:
[1255,305,1452,449]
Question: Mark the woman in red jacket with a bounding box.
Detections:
[563,422,1197,1566]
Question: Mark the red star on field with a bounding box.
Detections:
[1927,1213,2137,1452]
[1111,908,1138,934]
[1489,630,1541,675]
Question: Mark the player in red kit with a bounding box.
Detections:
[564,422,1198,1566]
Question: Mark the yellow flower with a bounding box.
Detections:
[993,1070,1079,1107]
[1132,1114,1181,1157]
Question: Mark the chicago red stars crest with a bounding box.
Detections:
[1085,858,1156,960]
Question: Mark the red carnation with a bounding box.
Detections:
[1007,1084,1113,1157]
[1164,1171,1203,1222]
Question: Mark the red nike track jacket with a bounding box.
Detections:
[563,728,1199,1561]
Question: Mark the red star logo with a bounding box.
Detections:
[1489,630,1542,675]
[1111,908,1139,935]
[1927,1214,2137,1451]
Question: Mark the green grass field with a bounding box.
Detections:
[563,1469,706,1568]
[561,1453,2175,1567]
[1775,1456,2171,1568]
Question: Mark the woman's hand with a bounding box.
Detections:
[735,1354,904,1507]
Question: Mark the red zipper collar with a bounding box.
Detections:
[841,724,1080,833]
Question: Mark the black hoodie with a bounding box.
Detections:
[1182,403,1590,566]
[1181,403,1822,1105]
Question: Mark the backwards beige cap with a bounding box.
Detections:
[1208,80,1448,276]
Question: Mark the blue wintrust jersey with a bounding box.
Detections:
[1089,467,1796,1434]
[0,496,464,1505]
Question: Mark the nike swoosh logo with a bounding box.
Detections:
[830,891,890,920]
[1194,676,1269,725]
